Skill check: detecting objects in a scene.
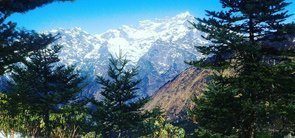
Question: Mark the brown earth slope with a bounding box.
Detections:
[144,67,211,121]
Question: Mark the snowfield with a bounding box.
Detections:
[49,12,207,97]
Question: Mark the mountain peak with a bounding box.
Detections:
[174,11,193,20]
[72,27,82,31]
[51,12,206,96]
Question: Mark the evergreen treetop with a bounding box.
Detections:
[0,0,73,75]
[6,44,85,137]
[189,0,293,70]
[90,54,149,137]
[190,0,295,137]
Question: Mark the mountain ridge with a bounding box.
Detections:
[49,12,207,97]
[144,67,211,121]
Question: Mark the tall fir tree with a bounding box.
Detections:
[189,0,295,137]
[90,54,149,137]
[0,0,73,75]
[0,1,74,136]
[6,44,85,137]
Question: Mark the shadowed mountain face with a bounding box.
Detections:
[144,67,211,121]
[49,12,207,97]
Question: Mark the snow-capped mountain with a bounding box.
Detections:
[51,12,207,97]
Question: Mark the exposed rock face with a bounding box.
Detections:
[144,67,211,121]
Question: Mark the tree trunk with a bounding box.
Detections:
[241,119,256,138]
[44,110,50,138]
[32,126,38,138]
[94,131,97,138]
[242,128,254,138]
[118,130,122,138]
[249,14,255,43]
[71,125,78,138]
[11,129,14,138]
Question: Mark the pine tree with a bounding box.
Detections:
[0,0,77,137]
[90,54,149,137]
[6,44,85,137]
[189,0,295,137]
[0,0,73,75]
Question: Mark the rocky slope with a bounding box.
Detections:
[144,67,211,121]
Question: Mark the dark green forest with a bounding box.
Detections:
[0,0,294,138]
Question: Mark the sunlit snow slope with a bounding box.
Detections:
[51,12,207,97]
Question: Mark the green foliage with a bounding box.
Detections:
[190,0,295,137]
[191,81,241,135]
[0,0,72,75]
[89,54,149,137]
[0,0,89,137]
[3,45,85,137]
[0,93,11,136]
[0,0,73,14]
[51,101,90,138]
[0,27,56,75]
[81,132,102,138]
[140,107,186,138]
[195,127,238,138]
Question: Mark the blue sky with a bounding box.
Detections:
[8,0,295,34]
